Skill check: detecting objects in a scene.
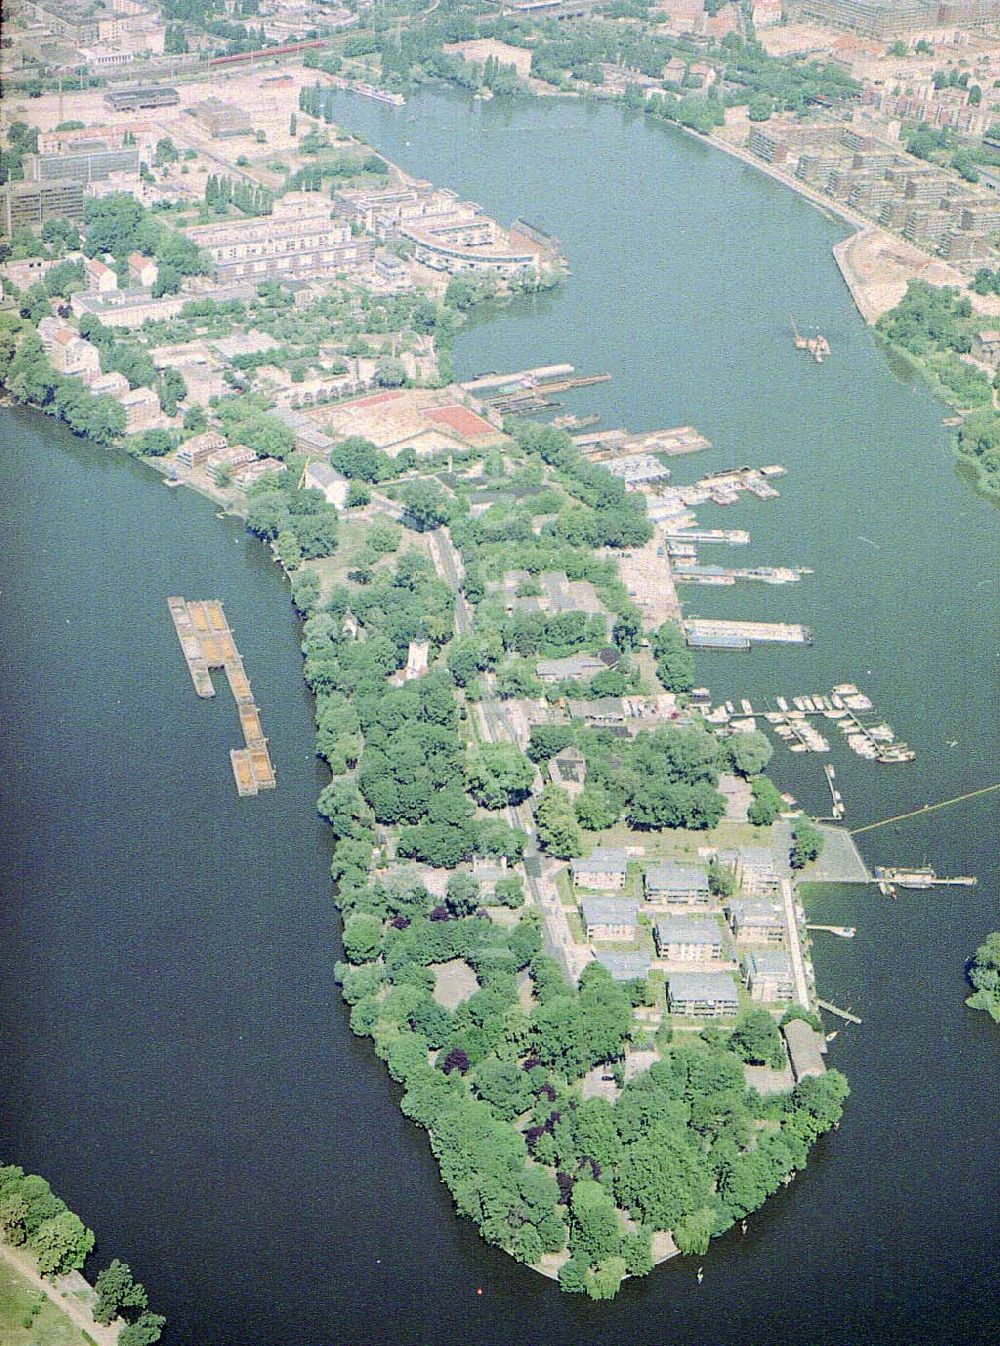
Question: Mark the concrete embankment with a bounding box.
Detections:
[699,131,965,327]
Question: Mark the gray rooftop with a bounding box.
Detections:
[739,847,778,868]
[729,900,784,924]
[655,916,722,945]
[305,461,348,488]
[748,949,795,977]
[645,861,710,892]
[594,950,652,983]
[668,971,738,1003]
[568,697,627,720]
[537,653,607,680]
[573,848,629,877]
[783,1018,826,1080]
[580,896,638,929]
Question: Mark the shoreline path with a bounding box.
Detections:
[0,1241,120,1346]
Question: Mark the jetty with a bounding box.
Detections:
[823,763,845,819]
[874,867,977,890]
[816,999,862,1025]
[664,528,750,546]
[461,364,611,416]
[673,564,806,587]
[806,925,856,938]
[167,598,275,797]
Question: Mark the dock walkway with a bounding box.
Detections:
[167,597,275,797]
[683,617,812,648]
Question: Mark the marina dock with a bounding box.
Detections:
[461,364,612,416]
[664,528,750,546]
[575,424,712,459]
[874,866,977,890]
[698,684,914,766]
[673,563,806,587]
[168,598,275,797]
[683,618,812,648]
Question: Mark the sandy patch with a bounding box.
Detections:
[432,957,479,1009]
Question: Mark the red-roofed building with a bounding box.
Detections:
[128,253,157,288]
[85,255,118,294]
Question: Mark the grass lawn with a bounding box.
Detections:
[555,869,576,908]
[593,818,774,860]
[0,1261,92,1346]
[565,911,586,945]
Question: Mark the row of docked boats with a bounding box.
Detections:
[696,684,916,764]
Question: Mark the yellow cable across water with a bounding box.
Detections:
[849,784,1000,835]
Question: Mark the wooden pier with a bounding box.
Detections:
[816,998,862,1025]
[167,598,275,797]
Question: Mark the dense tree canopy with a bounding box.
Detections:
[966,930,1000,1022]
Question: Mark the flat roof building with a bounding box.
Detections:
[654,916,723,962]
[783,1017,827,1081]
[728,900,786,946]
[28,148,139,184]
[793,1,938,38]
[736,847,781,896]
[1,180,85,236]
[104,86,180,112]
[184,194,372,285]
[580,895,638,941]
[572,848,629,891]
[176,430,228,468]
[644,861,711,905]
[594,949,652,983]
[667,971,739,1018]
[746,950,796,1004]
[186,98,253,139]
[537,652,616,683]
[303,461,349,509]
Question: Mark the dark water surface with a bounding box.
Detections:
[2,92,998,1346]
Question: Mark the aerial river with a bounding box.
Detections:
[1,92,998,1346]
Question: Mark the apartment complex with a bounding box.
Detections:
[20,0,165,60]
[1,180,85,235]
[794,0,930,36]
[749,121,1000,262]
[184,194,373,284]
[27,147,140,185]
[37,316,102,382]
[334,183,545,279]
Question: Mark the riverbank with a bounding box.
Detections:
[0,1243,117,1346]
[3,87,999,1346]
[699,130,968,326]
